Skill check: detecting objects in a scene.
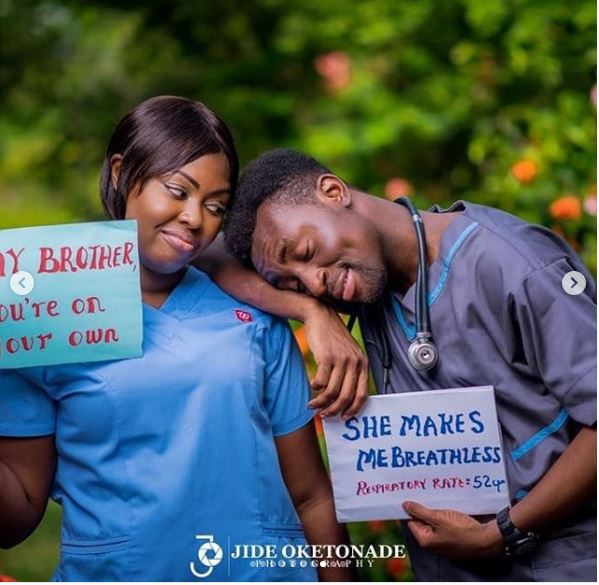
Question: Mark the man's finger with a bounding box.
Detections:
[341,363,369,418]
[308,365,343,412]
[309,358,333,391]
[406,519,435,547]
[403,501,440,526]
[320,366,357,417]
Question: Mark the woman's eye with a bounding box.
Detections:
[205,203,227,216]
[164,184,187,199]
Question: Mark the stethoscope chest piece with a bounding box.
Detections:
[407,336,439,371]
[395,195,440,373]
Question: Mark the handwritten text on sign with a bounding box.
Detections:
[322,386,509,522]
[0,221,142,368]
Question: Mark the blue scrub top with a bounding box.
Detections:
[360,201,596,581]
[0,267,317,582]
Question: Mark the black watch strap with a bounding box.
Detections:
[496,506,539,556]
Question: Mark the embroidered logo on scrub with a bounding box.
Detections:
[235,309,253,323]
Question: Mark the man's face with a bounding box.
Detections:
[251,199,387,303]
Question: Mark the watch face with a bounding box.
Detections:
[512,536,537,556]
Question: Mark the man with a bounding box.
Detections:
[224,148,596,581]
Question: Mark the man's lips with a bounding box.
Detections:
[332,268,356,302]
[160,229,199,253]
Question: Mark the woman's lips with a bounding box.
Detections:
[160,229,199,253]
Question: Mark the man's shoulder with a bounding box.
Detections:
[462,201,576,270]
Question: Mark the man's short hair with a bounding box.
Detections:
[224,148,330,266]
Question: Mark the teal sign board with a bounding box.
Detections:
[0,221,142,368]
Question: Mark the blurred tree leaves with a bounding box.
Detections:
[0,0,595,269]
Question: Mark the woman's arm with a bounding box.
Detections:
[195,234,368,418]
[275,421,354,581]
[0,435,56,548]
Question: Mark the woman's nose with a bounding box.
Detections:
[179,201,202,230]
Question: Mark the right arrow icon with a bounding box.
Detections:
[562,271,586,296]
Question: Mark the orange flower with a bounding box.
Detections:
[293,325,310,357]
[367,519,387,534]
[511,160,538,184]
[314,51,351,92]
[314,413,324,437]
[549,196,582,221]
[0,576,16,582]
[386,556,409,579]
[384,177,413,200]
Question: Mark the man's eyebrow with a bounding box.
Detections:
[174,170,200,189]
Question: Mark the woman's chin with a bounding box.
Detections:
[141,256,191,276]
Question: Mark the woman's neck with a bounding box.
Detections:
[140,265,186,308]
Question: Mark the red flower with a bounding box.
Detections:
[314,51,351,92]
[384,178,413,200]
[0,576,16,582]
[386,556,409,579]
[583,194,597,215]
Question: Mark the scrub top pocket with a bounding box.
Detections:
[261,524,317,582]
[55,537,131,581]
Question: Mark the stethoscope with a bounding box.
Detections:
[394,196,439,372]
[347,196,439,386]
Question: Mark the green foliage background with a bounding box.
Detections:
[0,0,595,581]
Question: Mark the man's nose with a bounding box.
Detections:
[299,266,327,298]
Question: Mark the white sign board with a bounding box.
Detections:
[323,386,509,522]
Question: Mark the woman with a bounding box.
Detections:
[0,96,355,581]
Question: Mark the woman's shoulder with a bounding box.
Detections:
[185,266,279,327]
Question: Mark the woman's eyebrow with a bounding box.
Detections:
[174,170,200,189]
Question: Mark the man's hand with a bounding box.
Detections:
[402,501,504,559]
[303,304,369,419]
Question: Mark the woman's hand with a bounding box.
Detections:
[302,303,369,419]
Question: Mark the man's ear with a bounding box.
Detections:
[316,174,351,207]
[110,154,123,191]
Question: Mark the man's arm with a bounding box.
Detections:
[0,435,56,548]
[195,234,368,417]
[275,422,354,581]
[403,259,597,559]
[402,424,596,558]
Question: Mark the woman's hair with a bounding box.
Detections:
[100,96,239,219]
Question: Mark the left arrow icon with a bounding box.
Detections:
[10,271,35,296]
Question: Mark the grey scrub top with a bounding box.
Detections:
[359,201,596,582]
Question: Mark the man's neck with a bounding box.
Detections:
[355,192,461,294]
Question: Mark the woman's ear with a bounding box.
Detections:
[110,154,123,191]
[316,174,352,207]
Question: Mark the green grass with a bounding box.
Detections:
[0,502,61,581]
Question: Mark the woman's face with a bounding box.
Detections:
[125,152,231,274]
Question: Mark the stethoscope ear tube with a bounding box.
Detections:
[345,197,439,387]
[394,197,439,372]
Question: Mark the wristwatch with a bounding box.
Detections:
[496,506,539,556]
